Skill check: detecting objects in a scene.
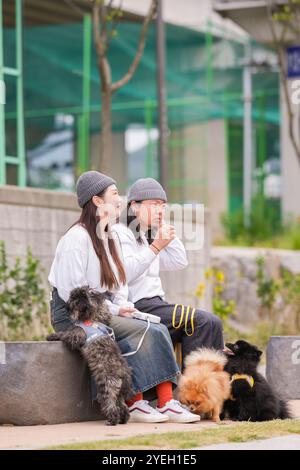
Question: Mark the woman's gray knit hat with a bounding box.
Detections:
[127,178,167,203]
[76,171,116,208]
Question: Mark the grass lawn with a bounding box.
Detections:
[45,419,300,450]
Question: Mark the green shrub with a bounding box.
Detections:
[221,195,282,245]
[256,256,300,333]
[223,321,285,353]
[219,196,300,250]
[195,267,236,322]
[223,257,300,351]
[278,220,300,250]
[0,240,50,340]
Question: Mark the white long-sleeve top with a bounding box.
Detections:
[112,223,188,303]
[48,223,134,316]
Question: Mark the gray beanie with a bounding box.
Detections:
[127,178,167,203]
[76,171,116,208]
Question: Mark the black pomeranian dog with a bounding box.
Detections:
[221,340,291,422]
[47,286,133,426]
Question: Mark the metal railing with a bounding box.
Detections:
[0,0,26,186]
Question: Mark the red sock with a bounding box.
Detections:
[156,381,173,408]
[126,392,143,408]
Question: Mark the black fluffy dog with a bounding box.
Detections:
[47,286,133,426]
[221,340,291,422]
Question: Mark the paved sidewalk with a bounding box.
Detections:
[0,420,217,450]
[1,400,299,450]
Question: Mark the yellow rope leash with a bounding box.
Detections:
[184,305,190,335]
[172,303,196,336]
[186,306,196,336]
[172,303,185,329]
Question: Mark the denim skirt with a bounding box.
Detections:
[50,288,180,400]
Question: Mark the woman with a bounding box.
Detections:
[112,177,224,367]
[48,171,199,423]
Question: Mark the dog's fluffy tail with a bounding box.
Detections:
[279,400,292,419]
[184,347,227,371]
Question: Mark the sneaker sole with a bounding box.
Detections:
[129,414,169,423]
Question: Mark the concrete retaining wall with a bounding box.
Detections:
[211,246,300,326]
[0,185,211,310]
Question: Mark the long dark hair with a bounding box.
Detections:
[122,202,154,245]
[67,190,126,291]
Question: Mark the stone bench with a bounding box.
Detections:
[0,341,101,426]
[2,337,299,426]
[0,340,177,426]
[266,336,300,400]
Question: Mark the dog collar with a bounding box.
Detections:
[230,373,254,388]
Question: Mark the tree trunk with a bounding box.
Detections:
[92,0,158,173]
[100,88,112,174]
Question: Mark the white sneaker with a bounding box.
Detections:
[156,399,201,423]
[128,400,169,423]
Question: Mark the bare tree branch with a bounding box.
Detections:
[267,0,300,166]
[99,2,107,46]
[106,0,124,48]
[279,22,289,43]
[89,0,157,168]
[287,0,300,43]
[111,0,158,93]
[92,2,105,56]
[92,1,111,90]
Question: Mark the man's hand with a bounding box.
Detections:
[151,223,176,252]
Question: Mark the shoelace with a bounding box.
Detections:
[166,400,193,413]
[132,400,158,413]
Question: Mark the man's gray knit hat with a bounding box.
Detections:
[127,178,167,203]
[76,171,116,208]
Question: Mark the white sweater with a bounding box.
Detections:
[48,224,134,315]
[112,223,188,303]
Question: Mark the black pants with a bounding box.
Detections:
[134,296,224,366]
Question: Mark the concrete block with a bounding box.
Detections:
[266,336,300,400]
[0,341,101,425]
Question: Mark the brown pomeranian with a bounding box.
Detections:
[178,348,231,423]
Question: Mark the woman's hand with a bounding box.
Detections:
[119,306,136,317]
[151,224,176,252]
